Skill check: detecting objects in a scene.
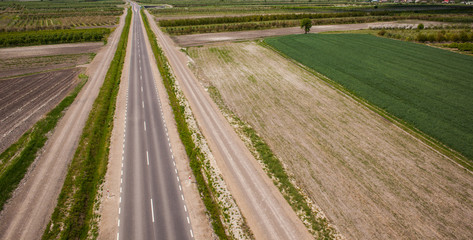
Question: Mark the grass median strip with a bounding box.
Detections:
[0,73,87,212]
[141,9,229,239]
[42,7,131,240]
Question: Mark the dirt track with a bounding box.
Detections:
[0,69,80,153]
[189,42,473,239]
[172,20,443,47]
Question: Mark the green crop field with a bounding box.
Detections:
[265,34,473,162]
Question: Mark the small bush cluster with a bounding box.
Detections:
[416,30,473,42]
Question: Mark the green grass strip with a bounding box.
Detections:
[42,8,131,240]
[0,73,87,212]
[141,9,229,239]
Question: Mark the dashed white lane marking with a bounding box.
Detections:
[146,151,149,166]
[150,198,155,223]
[179,185,181,191]
[144,121,146,131]
[141,86,143,92]
[118,219,120,227]
[175,169,177,174]
[187,217,190,224]
[117,232,119,240]
[181,194,184,201]
[177,176,180,182]
[184,205,187,212]
[190,230,194,238]
[142,101,144,108]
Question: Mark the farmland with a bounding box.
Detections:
[150,3,473,35]
[188,41,473,239]
[0,0,123,32]
[265,34,473,163]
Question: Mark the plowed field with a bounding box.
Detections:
[0,69,79,153]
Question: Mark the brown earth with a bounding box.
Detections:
[0,69,80,153]
[0,54,91,79]
[0,42,103,59]
[188,42,473,240]
[0,41,105,152]
[172,20,444,47]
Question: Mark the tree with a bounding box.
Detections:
[300,18,312,34]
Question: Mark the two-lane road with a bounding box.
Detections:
[118,5,193,239]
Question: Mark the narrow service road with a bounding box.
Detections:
[118,5,193,240]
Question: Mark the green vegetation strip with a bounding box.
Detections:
[207,85,336,239]
[0,28,111,48]
[141,9,228,239]
[265,33,473,169]
[42,8,131,240]
[0,74,87,212]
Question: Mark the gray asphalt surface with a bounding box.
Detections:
[118,5,193,240]
[146,10,312,240]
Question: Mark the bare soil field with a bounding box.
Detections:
[188,42,473,239]
[0,53,91,79]
[0,42,104,153]
[0,69,80,153]
[173,20,443,47]
[0,42,103,59]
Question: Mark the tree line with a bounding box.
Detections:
[0,28,110,47]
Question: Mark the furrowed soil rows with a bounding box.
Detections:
[0,69,79,153]
[188,42,473,239]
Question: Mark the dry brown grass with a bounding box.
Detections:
[188,41,473,240]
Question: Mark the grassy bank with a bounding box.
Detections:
[0,73,87,212]
[141,9,229,239]
[42,7,131,240]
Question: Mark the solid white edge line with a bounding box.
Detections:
[150,198,155,223]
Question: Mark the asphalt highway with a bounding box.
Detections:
[118,5,193,239]
[145,9,312,240]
